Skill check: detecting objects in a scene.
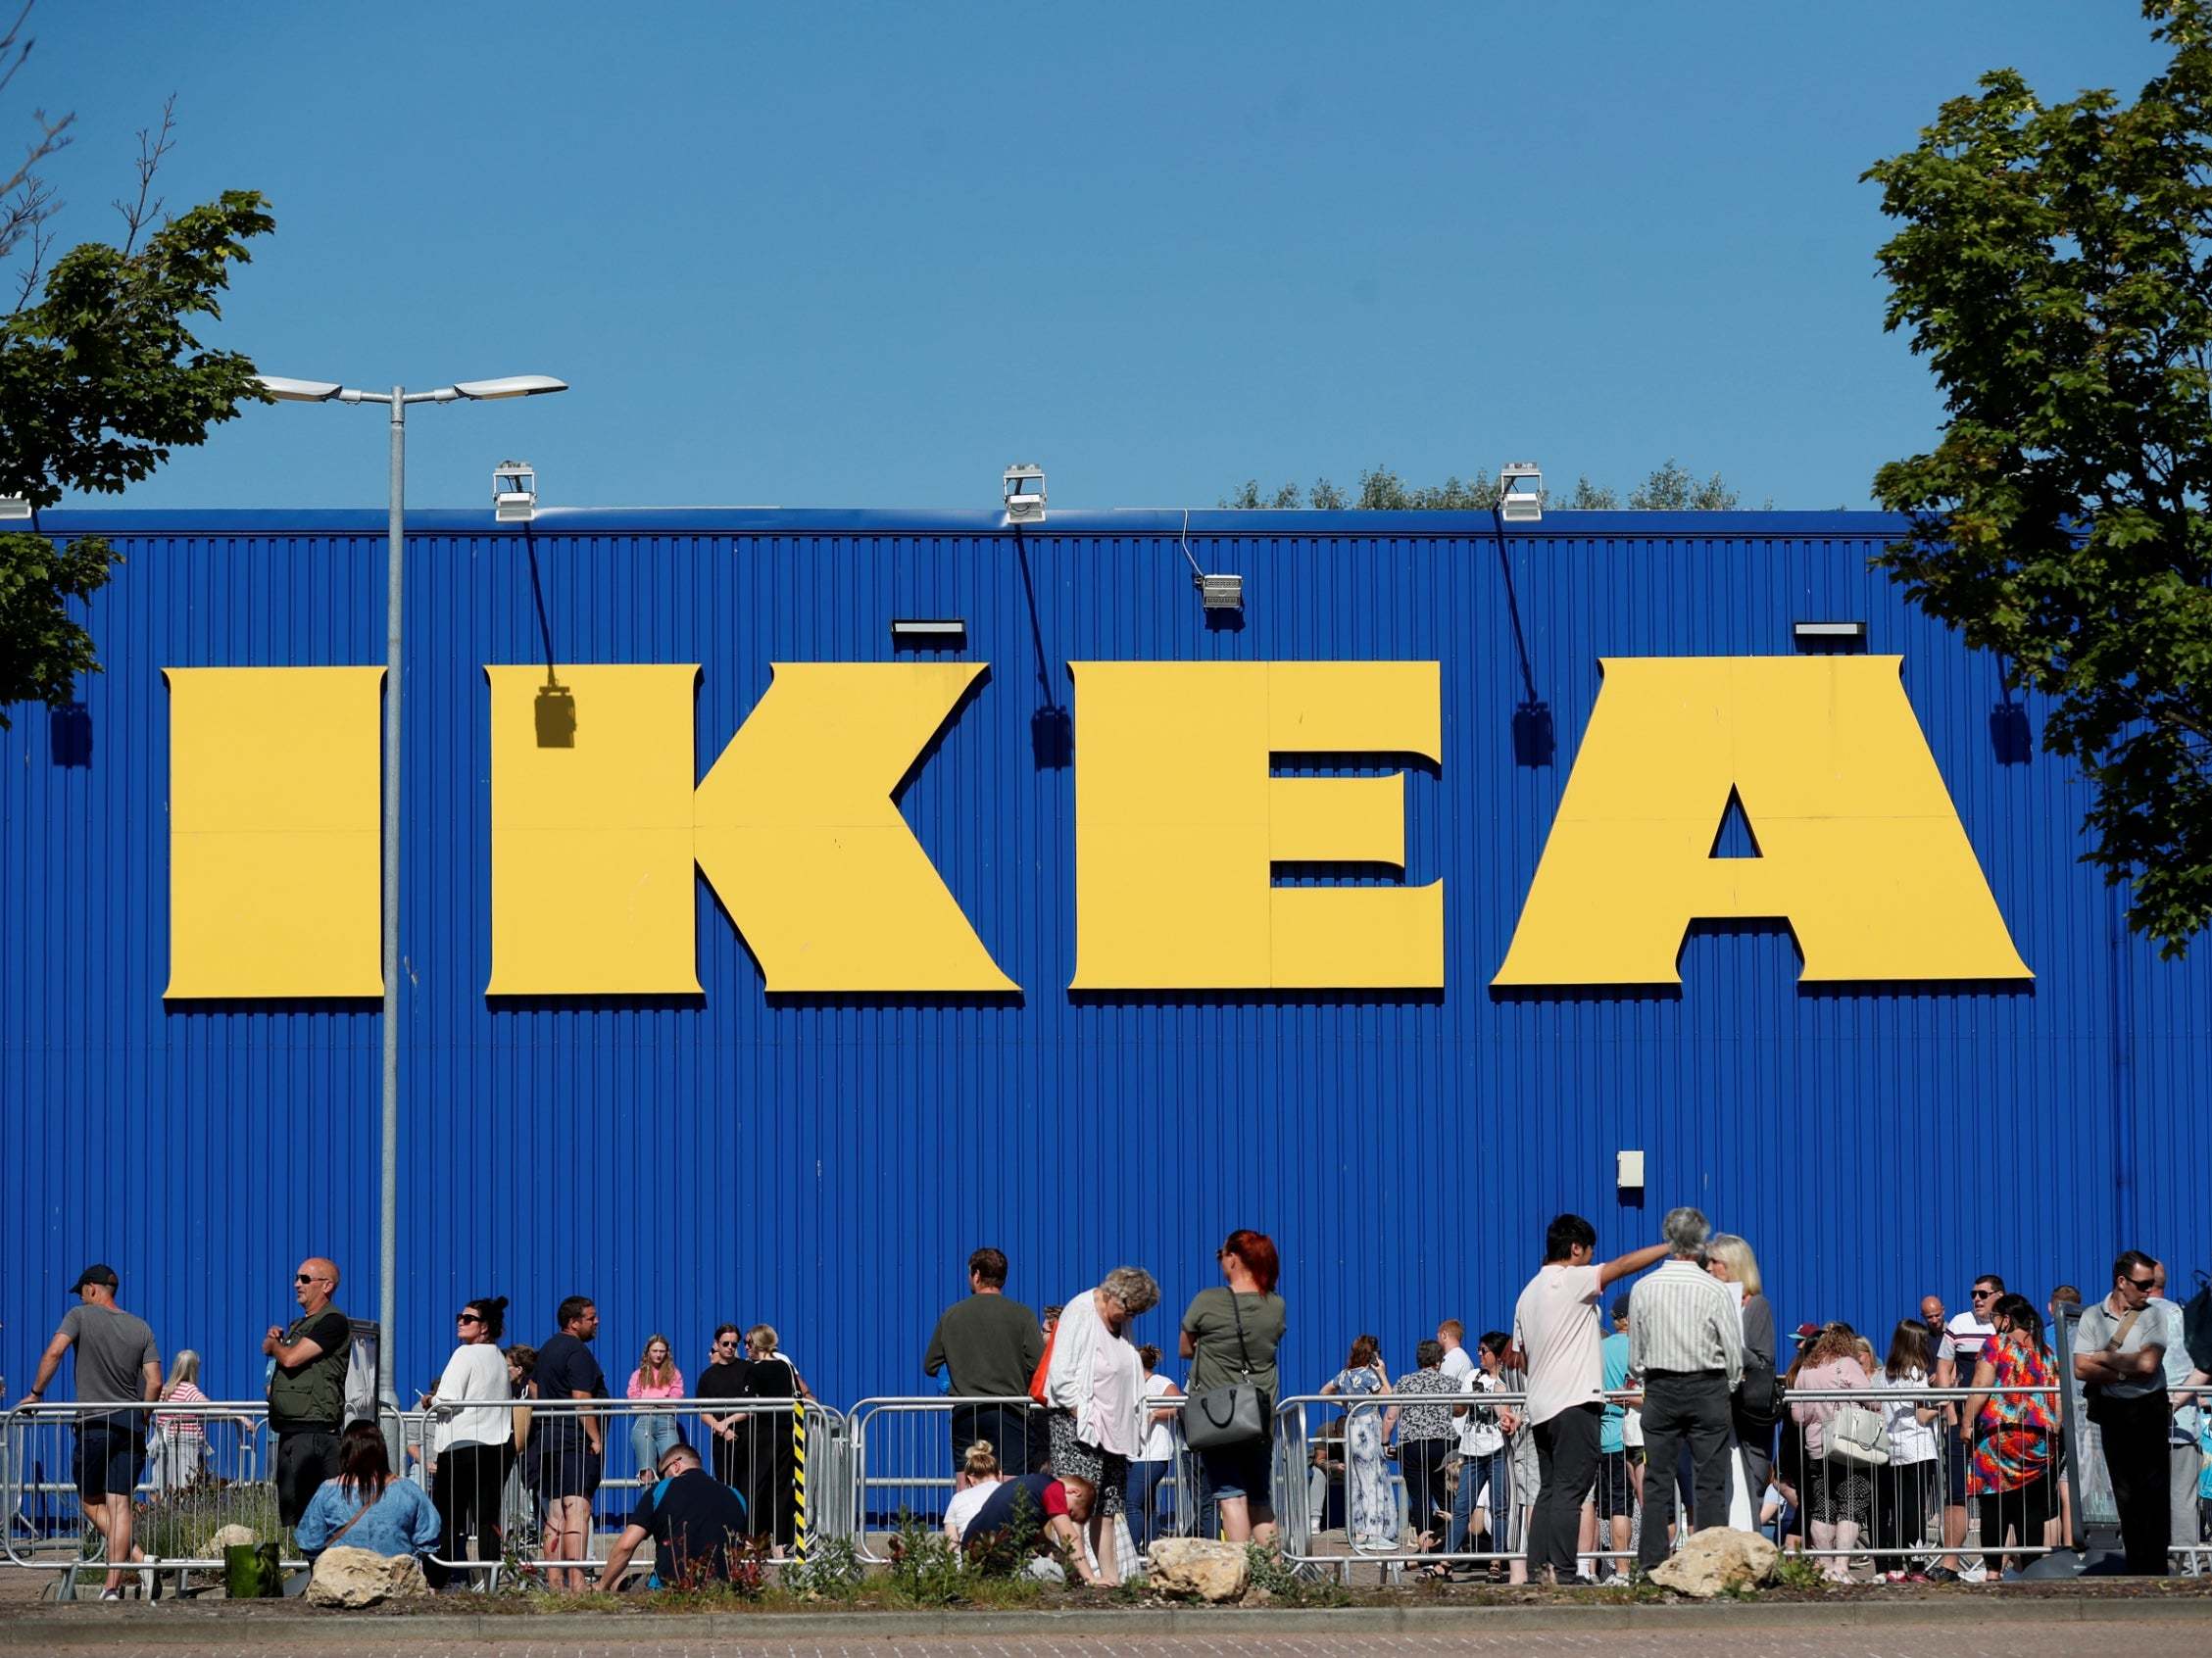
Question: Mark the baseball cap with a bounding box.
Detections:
[1610,1296,1632,1322]
[69,1263,120,1294]
[1792,1321,1820,1344]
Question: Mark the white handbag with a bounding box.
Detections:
[1826,1402,1892,1467]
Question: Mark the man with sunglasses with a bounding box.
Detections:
[263,1256,351,1528]
[2076,1249,2177,1574]
[1925,1275,2004,1581]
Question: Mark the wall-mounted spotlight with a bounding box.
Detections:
[494,460,538,524]
[0,495,30,521]
[1004,463,1046,526]
[1792,619,1867,651]
[1174,510,1244,613]
[891,618,968,651]
[1499,461,1544,525]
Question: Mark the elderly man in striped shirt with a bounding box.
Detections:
[1627,1206,1743,1573]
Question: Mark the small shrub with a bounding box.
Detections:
[1244,1541,1347,1607]
[784,1534,865,1600]
[1770,1551,1826,1592]
[134,1479,282,1562]
[885,1512,968,1606]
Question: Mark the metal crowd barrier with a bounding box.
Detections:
[1,1399,285,1596]
[846,1394,1201,1565]
[412,1395,845,1588]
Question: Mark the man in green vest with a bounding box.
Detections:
[263,1256,351,1528]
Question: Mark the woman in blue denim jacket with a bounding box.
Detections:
[296,1421,443,1563]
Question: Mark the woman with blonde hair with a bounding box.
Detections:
[941,1437,1008,1542]
[151,1350,211,1491]
[1705,1234,1779,1493]
[1046,1265,1161,1585]
[738,1324,803,1555]
[624,1333,684,1477]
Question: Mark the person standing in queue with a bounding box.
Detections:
[534,1295,609,1593]
[738,1325,802,1556]
[264,1257,352,1533]
[1513,1215,1670,1585]
[18,1265,161,1601]
[695,1323,753,1491]
[426,1294,512,1589]
[1180,1229,1287,1547]
[923,1247,1046,1477]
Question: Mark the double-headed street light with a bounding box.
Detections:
[257,371,566,1413]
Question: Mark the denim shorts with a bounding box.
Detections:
[1198,1435,1273,1517]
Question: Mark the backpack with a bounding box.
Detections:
[2185,1273,2212,1375]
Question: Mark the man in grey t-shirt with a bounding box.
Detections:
[16,1264,161,1600]
[2075,1249,2173,1574]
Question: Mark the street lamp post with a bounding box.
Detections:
[257,372,566,1413]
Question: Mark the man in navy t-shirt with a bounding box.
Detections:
[954,1472,1102,1583]
[535,1295,608,1592]
[597,1443,752,1587]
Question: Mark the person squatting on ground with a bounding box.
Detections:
[924,1246,1046,1478]
[18,1265,160,1600]
[596,1441,752,1589]
[1630,1207,1744,1574]
[534,1294,609,1593]
[1513,1215,1671,1585]
[1181,1229,1287,1548]
[265,1256,353,1533]
[1043,1265,1160,1585]
[426,1293,513,1588]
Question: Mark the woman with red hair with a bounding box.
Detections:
[1180,1229,1286,1545]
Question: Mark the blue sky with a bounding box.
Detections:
[23,2,2172,512]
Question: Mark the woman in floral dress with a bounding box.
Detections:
[1963,1293,2057,1576]
[1319,1334,1394,1548]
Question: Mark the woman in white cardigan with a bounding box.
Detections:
[1043,1266,1160,1585]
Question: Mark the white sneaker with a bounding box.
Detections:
[97,1588,122,1602]
[1958,1558,1989,1583]
[1600,1571,1630,1587]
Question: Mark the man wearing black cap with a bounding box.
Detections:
[17,1265,161,1601]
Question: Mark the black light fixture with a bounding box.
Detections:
[1792,619,1868,651]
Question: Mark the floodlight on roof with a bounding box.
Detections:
[1499,461,1544,524]
[1004,463,1046,526]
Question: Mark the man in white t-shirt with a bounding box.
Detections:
[1931,1273,2002,1581]
[1437,1320,1476,1554]
[1511,1215,1670,1585]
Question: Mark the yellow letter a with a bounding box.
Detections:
[1491,657,2031,986]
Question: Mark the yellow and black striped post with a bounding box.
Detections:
[791,1395,809,1564]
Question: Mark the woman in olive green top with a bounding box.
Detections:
[1179,1229,1287,1544]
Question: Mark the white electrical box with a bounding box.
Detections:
[1617,1148,1645,1190]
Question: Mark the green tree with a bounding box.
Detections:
[1866,0,2212,953]
[1628,458,1741,511]
[0,34,273,727]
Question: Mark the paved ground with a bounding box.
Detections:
[5,1604,2209,1657]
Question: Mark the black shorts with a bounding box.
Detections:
[540,1433,603,1501]
[74,1423,143,1501]
[1596,1448,1634,1519]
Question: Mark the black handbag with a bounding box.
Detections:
[1181,1292,1268,1449]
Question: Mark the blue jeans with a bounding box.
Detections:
[631,1410,680,1475]
[1127,1458,1172,1547]
[1449,1447,1511,1554]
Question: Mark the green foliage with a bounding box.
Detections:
[1768,1551,1827,1592]
[782,1533,866,1599]
[0,188,273,724]
[883,1512,971,1605]
[1866,0,2212,953]
[133,1478,281,1562]
[1628,458,1741,512]
[1243,1540,1348,1606]
[1219,463,1749,513]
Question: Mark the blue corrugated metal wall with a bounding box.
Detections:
[4,508,2206,1412]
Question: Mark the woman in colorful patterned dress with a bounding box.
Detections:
[1962,1292,2056,1576]
[1319,1334,1394,1549]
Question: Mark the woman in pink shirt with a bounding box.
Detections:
[624,1334,684,1476]
[1788,1327,1874,1582]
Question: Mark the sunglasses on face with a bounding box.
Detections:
[2125,1276,2155,1291]
[457,1313,482,1325]
[1971,1290,1995,1299]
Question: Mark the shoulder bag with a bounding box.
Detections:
[1181,1292,1267,1450]
[1825,1401,1892,1467]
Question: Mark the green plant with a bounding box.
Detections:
[783,1534,865,1600]
[885,1512,968,1606]
[134,1479,281,1562]
[1769,1551,1827,1592]
[1243,1541,1348,1608]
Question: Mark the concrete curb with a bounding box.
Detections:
[8,1593,2212,1644]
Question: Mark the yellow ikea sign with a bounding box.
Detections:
[163,656,2029,1000]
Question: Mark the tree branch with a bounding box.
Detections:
[113,92,174,256]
